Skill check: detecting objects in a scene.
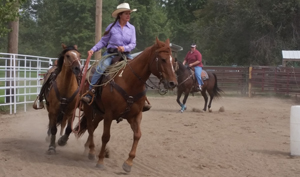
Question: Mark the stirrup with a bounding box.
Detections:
[33,96,45,110]
[81,89,95,106]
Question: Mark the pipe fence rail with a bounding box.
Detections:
[0,52,92,114]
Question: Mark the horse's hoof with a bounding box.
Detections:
[95,163,105,170]
[209,108,212,112]
[88,153,95,160]
[122,162,132,173]
[45,136,50,143]
[57,135,68,146]
[47,146,56,155]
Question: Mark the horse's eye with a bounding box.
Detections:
[66,54,70,58]
[161,58,166,63]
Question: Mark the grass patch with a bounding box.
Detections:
[0,70,41,104]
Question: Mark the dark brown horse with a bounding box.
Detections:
[41,44,81,153]
[175,61,222,113]
[77,38,177,172]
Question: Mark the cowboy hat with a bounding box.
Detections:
[111,3,137,18]
[191,44,197,48]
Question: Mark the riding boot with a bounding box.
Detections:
[198,85,202,91]
[81,88,96,105]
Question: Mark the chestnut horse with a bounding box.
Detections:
[176,61,222,112]
[44,44,81,153]
[77,38,177,172]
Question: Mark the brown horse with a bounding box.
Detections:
[77,38,177,172]
[175,61,222,112]
[43,44,81,153]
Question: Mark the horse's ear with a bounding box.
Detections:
[155,37,160,44]
[74,45,78,50]
[61,43,67,49]
[165,38,170,46]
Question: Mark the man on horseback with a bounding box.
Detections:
[182,44,203,91]
[81,3,151,111]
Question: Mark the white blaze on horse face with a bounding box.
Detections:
[70,51,81,65]
[169,55,175,73]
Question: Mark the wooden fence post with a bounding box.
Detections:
[248,66,252,97]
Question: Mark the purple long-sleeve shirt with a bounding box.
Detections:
[91,20,136,52]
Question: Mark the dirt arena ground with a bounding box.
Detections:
[1,95,300,177]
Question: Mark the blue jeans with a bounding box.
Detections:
[194,66,203,86]
[89,51,133,90]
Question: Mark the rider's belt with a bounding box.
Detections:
[107,48,130,55]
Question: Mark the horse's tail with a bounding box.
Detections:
[74,115,87,137]
[213,73,223,97]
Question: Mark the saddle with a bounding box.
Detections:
[83,53,126,108]
[84,54,146,123]
[32,65,59,109]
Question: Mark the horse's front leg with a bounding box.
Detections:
[57,114,73,146]
[176,89,183,107]
[181,91,189,112]
[47,112,58,154]
[96,115,113,169]
[122,112,142,173]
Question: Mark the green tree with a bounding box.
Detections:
[0,0,26,37]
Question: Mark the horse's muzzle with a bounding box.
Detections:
[72,65,81,76]
[162,80,177,89]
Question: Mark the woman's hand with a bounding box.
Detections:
[189,64,193,67]
[117,46,125,52]
[87,50,94,56]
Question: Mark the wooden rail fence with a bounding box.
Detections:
[147,66,300,97]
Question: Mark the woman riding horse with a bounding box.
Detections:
[81,3,151,111]
[78,38,177,172]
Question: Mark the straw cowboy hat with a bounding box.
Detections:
[111,3,137,18]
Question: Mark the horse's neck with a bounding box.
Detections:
[177,64,190,80]
[56,64,77,96]
[123,48,154,87]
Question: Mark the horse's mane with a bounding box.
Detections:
[176,60,188,75]
[57,46,78,73]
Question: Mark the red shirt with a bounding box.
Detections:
[184,50,203,67]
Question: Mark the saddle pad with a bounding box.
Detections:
[43,66,57,84]
[190,69,209,81]
[201,70,209,81]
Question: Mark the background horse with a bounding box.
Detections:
[44,44,81,153]
[76,38,177,172]
[176,61,222,112]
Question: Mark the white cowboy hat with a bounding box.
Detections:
[111,3,137,18]
[191,44,197,48]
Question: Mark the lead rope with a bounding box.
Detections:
[71,53,92,135]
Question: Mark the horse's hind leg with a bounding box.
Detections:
[47,113,58,154]
[201,90,208,111]
[207,91,214,112]
[122,112,142,173]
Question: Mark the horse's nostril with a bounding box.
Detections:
[169,81,175,87]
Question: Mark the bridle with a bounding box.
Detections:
[128,53,169,92]
[63,50,81,68]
